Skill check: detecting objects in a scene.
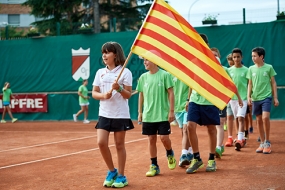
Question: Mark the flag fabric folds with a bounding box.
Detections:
[130,0,237,110]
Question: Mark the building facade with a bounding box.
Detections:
[0,0,35,27]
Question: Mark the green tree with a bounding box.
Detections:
[23,0,90,35]
[23,0,153,35]
[92,0,153,32]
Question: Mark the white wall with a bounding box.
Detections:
[20,14,34,27]
[0,0,27,4]
[0,14,8,26]
[0,14,34,27]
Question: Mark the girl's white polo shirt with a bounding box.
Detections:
[93,65,132,118]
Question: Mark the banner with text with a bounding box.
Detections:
[0,94,47,113]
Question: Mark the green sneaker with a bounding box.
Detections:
[206,160,217,172]
[146,164,160,177]
[186,159,204,174]
[1,120,6,123]
[12,118,18,123]
[221,145,225,154]
[215,147,222,158]
[167,153,176,170]
[103,168,118,187]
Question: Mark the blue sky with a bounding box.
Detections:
[167,0,285,26]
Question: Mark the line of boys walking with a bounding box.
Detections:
[84,39,279,188]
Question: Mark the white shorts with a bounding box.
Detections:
[229,100,247,118]
[80,102,89,106]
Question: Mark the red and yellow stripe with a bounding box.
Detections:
[131,0,237,109]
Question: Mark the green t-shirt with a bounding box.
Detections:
[136,69,174,122]
[222,66,228,74]
[190,90,213,105]
[173,77,189,113]
[246,63,277,101]
[228,65,248,100]
[78,85,89,104]
[2,88,12,102]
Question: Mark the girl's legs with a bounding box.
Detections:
[1,106,7,120]
[97,129,115,171]
[75,106,84,117]
[114,131,126,175]
[83,106,89,120]
[7,107,14,119]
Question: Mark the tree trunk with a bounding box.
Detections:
[93,0,100,33]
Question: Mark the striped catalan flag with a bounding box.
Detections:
[131,0,237,110]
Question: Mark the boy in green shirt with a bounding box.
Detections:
[228,48,249,151]
[186,35,243,174]
[136,58,176,177]
[211,47,226,158]
[1,82,17,123]
[172,76,193,167]
[247,47,279,154]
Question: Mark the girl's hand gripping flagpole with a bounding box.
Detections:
[109,52,133,93]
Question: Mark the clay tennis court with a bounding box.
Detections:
[0,120,284,190]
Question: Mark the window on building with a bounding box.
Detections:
[8,14,20,26]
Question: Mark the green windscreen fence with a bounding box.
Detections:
[0,21,284,120]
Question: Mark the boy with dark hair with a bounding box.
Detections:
[247,47,279,154]
[228,48,249,151]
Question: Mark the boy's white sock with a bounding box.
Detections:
[238,132,244,141]
[188,147,193,154]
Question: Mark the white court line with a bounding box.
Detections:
[0,131,95,134]
[0,135,97,153]
[0,137,147,170]
[0,131,142,134]
[0,131,143,153]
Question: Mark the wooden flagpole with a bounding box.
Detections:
[115,51,132,83]
[109,51,133,93]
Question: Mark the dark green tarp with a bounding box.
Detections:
[0,21,284,120]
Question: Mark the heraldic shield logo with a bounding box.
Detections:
[72,47,90,81]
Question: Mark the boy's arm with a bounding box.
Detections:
[247,80,253,105]
[138,92,144,122]
[235,90,243,108]
[270,77,279,106]
[167,87,175,122]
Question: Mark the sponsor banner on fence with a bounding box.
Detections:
[0,94,48,113]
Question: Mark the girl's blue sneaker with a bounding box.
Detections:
[112,174,128,188]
